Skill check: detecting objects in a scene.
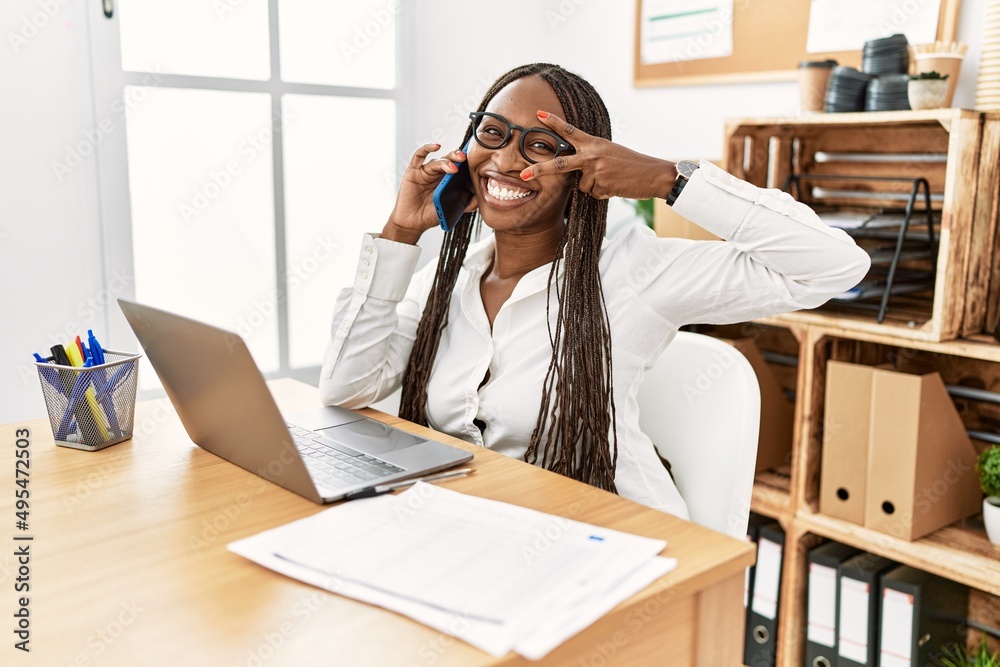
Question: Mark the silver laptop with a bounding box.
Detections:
[118,299,473,503]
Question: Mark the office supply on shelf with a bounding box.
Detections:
[807,541,862,667]
[787,173,938,325]
[866,367,981,540]
[838,553,898,667]
[342,467,474,500]
[820,361,874,524]
[879,565,970,667]
[744,512,775,666]
[119,299,472,504]
[745,521,784,667]
[229,482,678,660]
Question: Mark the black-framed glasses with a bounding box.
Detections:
[468,111,575,164]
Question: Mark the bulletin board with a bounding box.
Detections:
[633,0,962,87]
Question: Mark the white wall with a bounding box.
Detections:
[1,0,105,424]
[0,0,988,423]
[405,0,985,157]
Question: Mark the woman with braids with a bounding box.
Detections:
[319,63,869,519]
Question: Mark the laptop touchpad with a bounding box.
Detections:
[317,419,427,456]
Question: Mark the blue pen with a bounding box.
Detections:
[85,331,124,438]
[33,353,65,395]
[56,373,88,441]
[88,329,106,365]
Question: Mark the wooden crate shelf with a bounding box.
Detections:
[711,112,1000,667]
[726,109,1000,342]
[752,470,793,519]
[795,510,1000,597]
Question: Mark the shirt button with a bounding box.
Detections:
[365,246,373,253]
[361,272,368,280]
[362,259,370,267]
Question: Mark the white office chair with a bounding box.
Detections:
[637,331,761,540]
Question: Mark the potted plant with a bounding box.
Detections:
[935,636,1000,667]
[978,445,1000,545]
[908,71,950,110]
[626,198,655,230]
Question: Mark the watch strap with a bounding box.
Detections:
[665,160,699,207]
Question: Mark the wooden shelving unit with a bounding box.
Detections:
[707,111,1000,666]
[725,108,1000,343]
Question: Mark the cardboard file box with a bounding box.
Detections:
[725,338,795,473]
[820,362,981,540]
[865,367,981,540]
[820,361,874,524]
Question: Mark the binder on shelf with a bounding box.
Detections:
[837,553,898,667]
[865,367,981,540]
[744,511,775,667]
[745,522,784,667]
[745,512,774,608]
[820,361,873,524]
[878,565,969,667]
[806,541,862,667]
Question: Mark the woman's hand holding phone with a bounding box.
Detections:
[382,143,478,245]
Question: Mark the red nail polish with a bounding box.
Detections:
[536,110,550,120]
[520,167,533,180]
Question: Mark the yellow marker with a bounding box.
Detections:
[65,341,110,443]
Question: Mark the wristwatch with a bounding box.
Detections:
[665,160,700,207]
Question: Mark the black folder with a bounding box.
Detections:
[878,565,969,666]
[805,541,861,667]
[743,513,774,665]
[836,553,898,667]
[745,521,784,667]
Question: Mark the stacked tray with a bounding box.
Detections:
[862,34,910,76]
[825,66,873,112]
[866,74,912,111]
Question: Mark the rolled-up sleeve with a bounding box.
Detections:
[629,160,871,326]
[318,233,432,408]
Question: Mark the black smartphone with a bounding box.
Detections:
[432,139,475,232]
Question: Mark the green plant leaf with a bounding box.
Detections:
[626,198,656,230]
[978,445,1000,497]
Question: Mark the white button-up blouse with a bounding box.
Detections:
[319,162,871,519]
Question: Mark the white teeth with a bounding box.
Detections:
[487,178,531,201]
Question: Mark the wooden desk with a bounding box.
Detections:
[0,379,754,666]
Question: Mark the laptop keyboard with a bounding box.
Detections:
[286,423,404,489]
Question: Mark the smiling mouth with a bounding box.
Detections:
[485,177,533,202]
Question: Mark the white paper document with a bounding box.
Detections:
[228,483,678,660]
[806,0,941,54]
[640,0,734,65]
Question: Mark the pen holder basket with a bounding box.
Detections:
[34,350,141,451]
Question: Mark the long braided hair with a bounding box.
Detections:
[399,63,618,493]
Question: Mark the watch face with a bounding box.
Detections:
[676,160,699,180]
